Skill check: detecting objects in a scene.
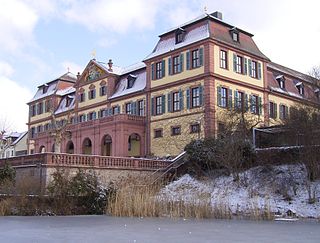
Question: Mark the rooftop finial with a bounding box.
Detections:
[67,67,70,72]
[91,49,96,60]
[204,6,207,13]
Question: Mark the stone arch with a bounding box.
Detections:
[66,141,75,154]
[128,133,141,157]
[101,134,112,156]
[82,138,92,155]
[39,145,46,153]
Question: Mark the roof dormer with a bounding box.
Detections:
[175,27,186,44]
[127,74,137,89]
[230,27,239,42]
[295,81,304,96]
[276,75,286,89]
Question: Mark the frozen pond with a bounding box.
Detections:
[0,216,319,242]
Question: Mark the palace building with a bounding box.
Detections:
[27,11,320,158]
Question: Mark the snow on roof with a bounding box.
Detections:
[94,60,123,75]
[29,82,57,102]
[270,87,302,99]
[110,71,146,99]
[55,94,76,115]
[145,23,210,60]
[121,62,146,75]
[56,86,76,96]
[10,131,27,146]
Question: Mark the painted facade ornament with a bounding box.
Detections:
[87,64,102,81]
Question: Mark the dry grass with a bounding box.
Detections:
[0,198,12,216]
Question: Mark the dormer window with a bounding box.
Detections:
[66,95,73,107]
[276,75,285,89]
[295,82,304,96]
[175,28,185,44]
[127,74,137,89]
[43,84,48,94]
[230,28,239,42]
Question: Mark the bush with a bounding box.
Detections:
[0,162,15,185]
[47,169,114,215]
[185,137,255,180]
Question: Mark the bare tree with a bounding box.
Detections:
[47,97,73,153]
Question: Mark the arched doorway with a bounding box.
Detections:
[101,135,112,156]
[82,138,92,155]
[128,133,141,157]
[66,141,74,154]
[39,146,46,153]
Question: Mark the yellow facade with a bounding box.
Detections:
[214,46,264,88]
[151,47,205,88]
[78,78,108,109]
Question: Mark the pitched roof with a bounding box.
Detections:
[268,62,317,84]
[110,69,146,99]
[10,131,27,146]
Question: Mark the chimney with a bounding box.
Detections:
[211,11,222,20]
[108,59,113,72]
[77,72,81,80]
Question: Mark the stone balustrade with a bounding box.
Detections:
[0,152,170,171]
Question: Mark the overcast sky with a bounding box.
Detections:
[0,0,319,132]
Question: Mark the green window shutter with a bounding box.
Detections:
[167,93,172,112]
[186,88,190,109]
[162,95,166,114]
[257,62,262,80]
[274,103,277,119]
[199,47,204,66]
[179,89,184,110]
[249,95,254,113]
[186,51,190,70]
[161,60,165,78]
[132,101,137,115]
[199,86,204,106]
[285,106,289,118]
[244,58,248,75]
[245,94,249,111]
[180,53,184,72]
[233,53,237,72]
[228,89,233,108]
[117,105,120,114]
[168,57,172,75]
[151,97,155,116]
[279,104,283,119]
[234,90,239,109]
[217,86,222,107]
[248,59,252,77]
[151,63,155,80]
[258,97,262,115]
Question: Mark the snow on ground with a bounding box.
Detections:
[160,164,320,218]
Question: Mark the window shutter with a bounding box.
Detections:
[228,89,233,108]
[257,63,262,80]
[117,105,120,114]
[43,101,46,113]
[132,101,137,115]
[249,95,254,113]
[233,53,237,72]
[199,86,203,106]
[108,108,112,116]
[279,104,283,119]
[168,57,172,75]
[161,60,165,78]
[186,88,190,109]
[98,110,102,118]
[151,97,154,116]
[274,103,277,119]
[199,47,204,66]
[167,93,172,112]
[248,59,252,77]
[258,96,262,115]
[99,87,102,96]
[244,58,248,75]
[186,51,190,70]
[234,90,239,109]
[245,94,249,111]
[179,89,184,110]
[180,53,184,72]
[93,112,96,120]
[151,63,155,80]
[285,106,289,118]
[162,95,166,114]
[217,86,222,107]
[93,89,96,98]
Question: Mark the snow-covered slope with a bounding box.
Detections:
[160,164,320,218]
